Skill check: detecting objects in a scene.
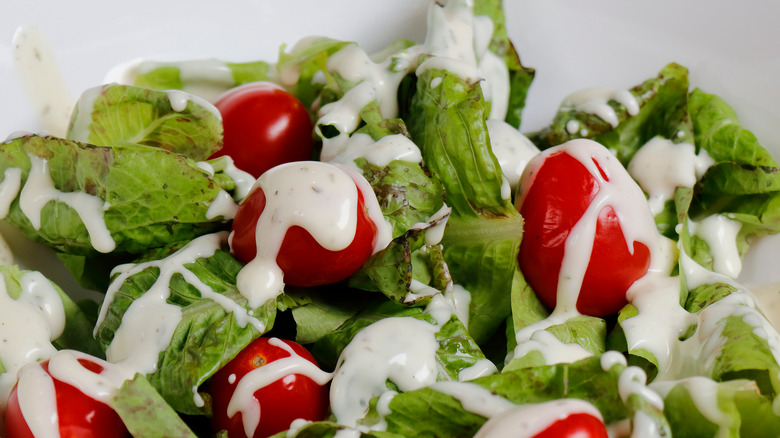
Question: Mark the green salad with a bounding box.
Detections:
[1,0,779,437]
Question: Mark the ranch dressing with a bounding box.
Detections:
[474,398,604,438]
[562,87,639,128]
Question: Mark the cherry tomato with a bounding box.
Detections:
[516,140,652,316]
[532,413,608,438]
[209,337,329,438]
[209,82,313,178]
[4,359,128,438]
[230,164,378,287]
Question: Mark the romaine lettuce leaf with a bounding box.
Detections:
[94,240,276,415]
[407,68,523,344]
[528,63,691,167]
[0,135,236,257]
[110,373,197,438]
[67,84,223,161]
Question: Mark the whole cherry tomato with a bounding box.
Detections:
[209,82,313,178]
[515,139,653,317]
[209,337,329,438]
[532,413,609,438]
[230,162,379,287]
[4,358,128,438]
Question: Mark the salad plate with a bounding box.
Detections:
[1,0,780,437]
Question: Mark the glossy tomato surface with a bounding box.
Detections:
[532,413,609,438]
[230,176,378,287]
[517,149,651,316]
[4,359,128,438]
[209,82,313,178]
[209,337,329,438]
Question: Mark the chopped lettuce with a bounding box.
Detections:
[67,84,223,161]
[94,239,276,415]
[0,135,238,258]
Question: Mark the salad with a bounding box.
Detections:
[1,0,780,437]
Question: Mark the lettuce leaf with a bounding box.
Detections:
[94,241,276,415]
[67,84,223,160]
[0,135,235,257]
[110,373,197,438]
[528,63,692,167]
[407,68,523,344]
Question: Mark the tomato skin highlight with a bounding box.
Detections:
[209,337,329,438]
[4,359,128,438]
[230,168,378,287]
[209,82,313,178]
[516,147,651,317]
[532,413,609,438]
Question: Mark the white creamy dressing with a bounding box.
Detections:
[0,271,65,414]
[12,25,74,138]
[234,162,391,308]
[473,398,605,438]
[324,133,423,168]
[330,317,440,429]
[485,119,540,191]
[562,87,640,128]
[627,137,714,216]
[0,168,23,220]
[16,361,59,438]
[511,139,661,365]
[97,232,267,375]
[19,153,116,253]
[227,338,332,438]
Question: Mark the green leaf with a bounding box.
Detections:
[529,63,691,167]
[67,84,223,161]
[0,135,234,256]
[110,374,197,438]
[94,241,276,415]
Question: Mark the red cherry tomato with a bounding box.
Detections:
[532,413,608,438]
[209,337,329,438]
[4,359,128,438]
[230,165,378,287]
[209,82,313,178]
[516,141,651,316]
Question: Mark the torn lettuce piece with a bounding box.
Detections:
[687,89,780,265]
[528,63,691,167]
[132,58,270,102]
[0,135,238,257]
[67,84,223,161]
[110,373,197,438]
[94,233,276,415]
[407,68,523,345]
